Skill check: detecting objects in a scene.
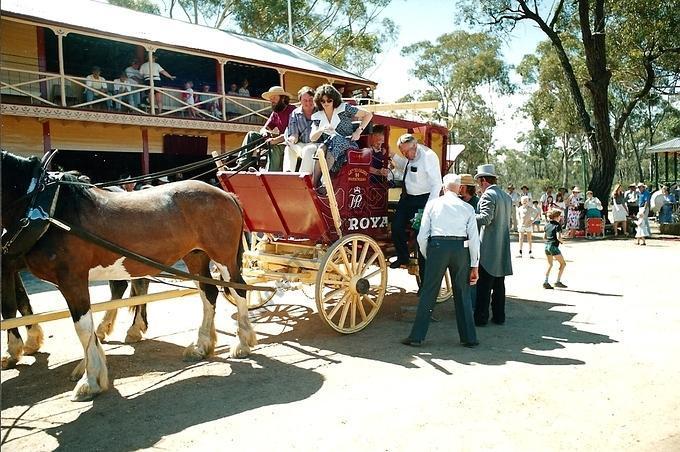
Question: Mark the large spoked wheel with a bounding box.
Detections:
[415,269,453,304]
[315,234,387,334]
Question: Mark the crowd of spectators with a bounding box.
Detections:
[502,181,678,241]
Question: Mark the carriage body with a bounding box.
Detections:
[217,147,392,333]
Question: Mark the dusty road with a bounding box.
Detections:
[2,237,679,451]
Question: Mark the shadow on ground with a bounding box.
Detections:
[251,289,617,371]
[1,339,324,451]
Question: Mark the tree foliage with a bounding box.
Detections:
[123,0,397,74]
[460,0,680,205]
[399,30,512,173]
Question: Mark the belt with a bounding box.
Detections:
[406,193,429,198]
[430,236,466,241]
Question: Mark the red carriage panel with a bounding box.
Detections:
[217,148,390,243]
[217,171,331,242]
[322,149,389,239]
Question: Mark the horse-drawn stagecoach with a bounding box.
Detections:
[1,131,452,400]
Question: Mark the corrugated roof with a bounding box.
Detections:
[1,0,375,86]
[647,137,680,154]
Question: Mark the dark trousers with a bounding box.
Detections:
[392,193,429,263]
[238,131,284,171]
[409,239,477,343]
[474,265,505,325]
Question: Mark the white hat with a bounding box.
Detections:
[474,164,497,179]
[261,86,292,101]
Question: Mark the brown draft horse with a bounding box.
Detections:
[1,151,257,401]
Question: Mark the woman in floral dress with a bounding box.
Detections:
[309,84,372,188]
[565,186,582,236]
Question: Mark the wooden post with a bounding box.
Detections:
[147,48,156,114]
[278,69,286,89]
[57,32,67,107]
[141,128,149,174]
[220,133,226,153]
[219,60,226,120]
[665,151,669,185]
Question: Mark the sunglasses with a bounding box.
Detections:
[320,98,333,104]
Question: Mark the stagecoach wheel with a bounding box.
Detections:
[315,234,387,334]
[415,269,453,304]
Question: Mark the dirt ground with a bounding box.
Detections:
[2,236,679,451]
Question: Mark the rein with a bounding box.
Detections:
[46,217,273,292]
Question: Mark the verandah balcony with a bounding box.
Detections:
[0,66,270,126]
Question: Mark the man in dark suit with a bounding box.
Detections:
[474,164,513,326]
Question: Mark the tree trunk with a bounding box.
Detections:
[579,0,616,215]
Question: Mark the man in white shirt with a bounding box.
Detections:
[85,66,111,109]
[139,56,176,112]
[401,173,480,347]
[389,134,442,273]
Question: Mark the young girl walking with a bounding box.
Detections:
[517,195,539,258]
[543,208,567,289]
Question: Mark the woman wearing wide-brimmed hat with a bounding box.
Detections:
[565,186,582,236]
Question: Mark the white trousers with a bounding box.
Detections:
[284,143,317,173]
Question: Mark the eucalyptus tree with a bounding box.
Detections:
[111,0,397,74]
[461,0,680,203]
[400,30,512,168]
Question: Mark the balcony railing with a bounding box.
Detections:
[0,66,269,125]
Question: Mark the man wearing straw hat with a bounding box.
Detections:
[238,86,295,171]
[473,164,513,326]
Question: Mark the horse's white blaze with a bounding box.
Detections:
[214,262,257,356]
[72,310,109,400]
[88,257,131,281]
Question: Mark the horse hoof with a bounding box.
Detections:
[71,380,101,402]
[182,344,206,362]
[24,326,44,355]
[124,332,143,343]
[230,342,251,359]
[1,355,18,369]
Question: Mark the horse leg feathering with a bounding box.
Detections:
[182,252,217,361]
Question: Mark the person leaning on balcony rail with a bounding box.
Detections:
[124,59,143,109]
[198,84,220,117]
[139,55,176,112]
[112,71,133,111]
[282,86,318,173]
[85,66,112,109]
[237,86,296,172]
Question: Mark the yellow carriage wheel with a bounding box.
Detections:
[315,234,387,334]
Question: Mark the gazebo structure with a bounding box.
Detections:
[647,137,679,188]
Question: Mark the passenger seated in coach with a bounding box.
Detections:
[361,124,391,186]
[309,84,372,192]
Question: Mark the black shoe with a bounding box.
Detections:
[390,260,406,269]
[401,337,422,347]
[543,282,553,289]
[491,319,505,325]
[474,320,488,327]
[554,282,567,288]
[315,186,328,196]
[462,341,479,348]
